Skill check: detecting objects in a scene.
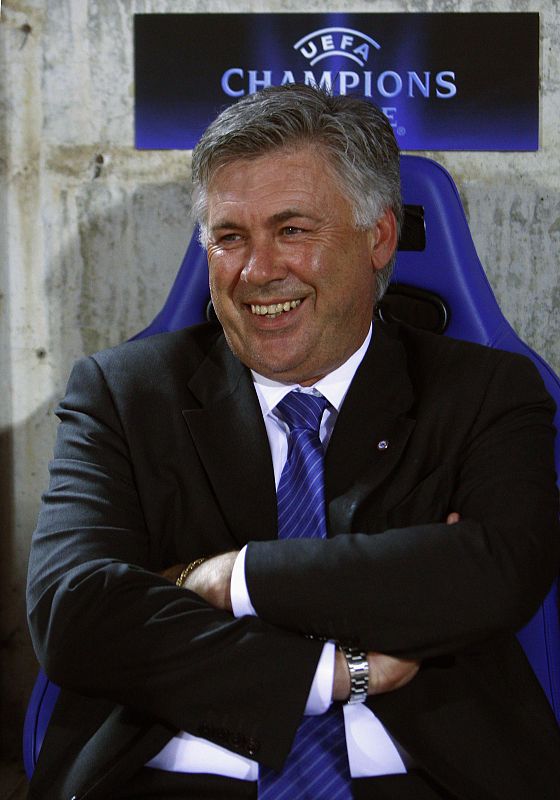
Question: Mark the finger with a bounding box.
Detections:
[446,511,460,525]
[367,654,421,694]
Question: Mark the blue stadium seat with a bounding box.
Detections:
[394,158,560,719]
[23,155,560,777]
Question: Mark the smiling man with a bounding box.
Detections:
[27,85,560,800]
[204,146,395,386]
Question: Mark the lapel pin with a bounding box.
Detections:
[377,440,389,450]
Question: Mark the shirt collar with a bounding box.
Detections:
[251,325,373,418]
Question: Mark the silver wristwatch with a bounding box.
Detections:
[339,645,369,704]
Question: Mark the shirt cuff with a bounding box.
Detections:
[304,641,335,715]
[230,545,257,618]
[230,546,333,716]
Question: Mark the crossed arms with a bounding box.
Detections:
[26,333,560,768]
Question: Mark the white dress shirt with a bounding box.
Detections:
[147,326,407,779]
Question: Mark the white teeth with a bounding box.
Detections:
[250,299,302,317]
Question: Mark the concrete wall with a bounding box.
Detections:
[1,0,558,763]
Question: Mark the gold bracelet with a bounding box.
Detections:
[176,557,206,588]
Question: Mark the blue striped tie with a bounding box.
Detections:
[258,391,353,800]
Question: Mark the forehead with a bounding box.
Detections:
[206,146,352,220]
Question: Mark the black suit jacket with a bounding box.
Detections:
[27,321,560,799]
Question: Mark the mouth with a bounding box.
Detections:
[249,299,302,320]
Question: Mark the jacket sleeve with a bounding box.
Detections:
[244,352,560,658]
[26,354,321,769]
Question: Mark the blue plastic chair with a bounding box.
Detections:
[23,155,560,777]
[395,157,560,719]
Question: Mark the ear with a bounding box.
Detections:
[369,209,398,271]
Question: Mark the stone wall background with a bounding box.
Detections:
[1,0,558,764]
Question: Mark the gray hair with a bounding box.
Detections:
[191,84,402,299]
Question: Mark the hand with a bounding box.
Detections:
[159,563,186,584]
[446,511,460,525]
[159,552,238,612]
[367,652,420,694]
[333,648,420,701]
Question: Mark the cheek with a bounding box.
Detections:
[209,256,239,297]
[304,252,344,297]
[285,245,327,287]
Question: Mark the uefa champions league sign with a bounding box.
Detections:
[134,13,539,151]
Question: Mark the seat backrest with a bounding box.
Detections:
[23,155,560,778]
[396,157,560,460]
[395,157,560,720]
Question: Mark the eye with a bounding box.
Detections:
[281,226,304,236]
[210,232,244,248]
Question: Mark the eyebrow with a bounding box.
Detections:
[209,220,240,234]
[210,208,321,234]
[269,209,321,225]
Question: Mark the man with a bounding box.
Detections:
[27,85,560,799]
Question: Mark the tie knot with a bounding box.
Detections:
[276,391,328,434]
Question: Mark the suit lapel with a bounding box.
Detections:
[182,335,278,547]
[326,325,416,534]
[182,326,415,544]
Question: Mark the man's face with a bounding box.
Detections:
[206,145,396,386]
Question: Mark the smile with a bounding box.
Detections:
[250,299,302,319]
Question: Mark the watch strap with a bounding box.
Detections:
[338,645,369,704]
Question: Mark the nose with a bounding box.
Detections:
[240,237,288,286]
